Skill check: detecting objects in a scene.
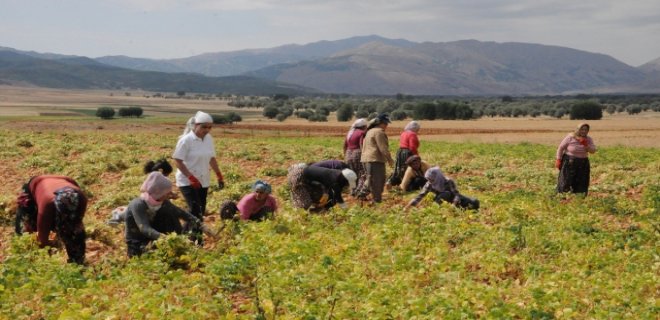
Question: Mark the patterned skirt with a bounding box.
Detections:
[288,163,313,209]
[557,155,590,194]
[388,148,413,186]
[345,148,367,195]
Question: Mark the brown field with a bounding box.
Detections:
[1,85,659,147]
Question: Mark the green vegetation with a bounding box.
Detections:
[0,128,658,318]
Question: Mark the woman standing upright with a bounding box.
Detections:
[555,123,597,195]
[343,118,368,195]
[361,113,394,203]
[173,111,225,231]
[388,121,421,188]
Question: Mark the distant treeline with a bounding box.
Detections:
[227,93,660,122]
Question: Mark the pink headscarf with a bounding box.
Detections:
[140,172,172,206]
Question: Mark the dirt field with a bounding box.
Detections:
[1,85,659,147]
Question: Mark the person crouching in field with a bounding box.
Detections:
[108,158,176,225]
[219,180,278,221]
[555,123,597,195]
[124,172,213,257]
[287,163,357,211]
[400,155,430,192]
[15,175,87,264]
[404,167,479,211]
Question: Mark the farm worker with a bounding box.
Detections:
[173,111,225,243]
[404,167,480,211]
[219,180,278,221]
[303,166,357,210]
[287,163,357,211]
[343,118,368,196]
[555,123,597,195]
[124,172,214,257]
[311,159,349,170]
[387,121,421,189]
[15,175,87,264]
[108,158,176,226]
[400,155,431,192]
[361,113,394,203]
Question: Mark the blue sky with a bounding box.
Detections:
[1,0,659,66]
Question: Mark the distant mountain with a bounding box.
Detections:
[96,35,416,77]
[639,56,660,73]
[248,40,648,95]
[0,51,314,95]
[2,36,658,95]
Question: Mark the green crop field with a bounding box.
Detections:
[0,120,658,319]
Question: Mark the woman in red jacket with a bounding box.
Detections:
[15,175,87,264]
[387,121,421,188]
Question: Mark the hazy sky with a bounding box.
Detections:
[1,0,658,66]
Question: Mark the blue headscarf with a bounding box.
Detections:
[252,180,272,194]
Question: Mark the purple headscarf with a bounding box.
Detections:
[424,167,447,192]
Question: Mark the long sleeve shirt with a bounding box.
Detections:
[28,175,87,247]
[125,198,200,243]
[303,166,348,204]
[237,193,278,220]
[408,178,459,207]
[556,134,596,159]
[344,129,365,152]
[361,128,393,164]
[399,131,420,155]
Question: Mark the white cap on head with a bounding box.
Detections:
[194,111,213,124]
[341,168,357,190]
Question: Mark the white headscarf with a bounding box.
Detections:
[404,121,420,132]
[181,111,213,136]
[346,118,368,140]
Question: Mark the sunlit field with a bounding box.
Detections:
[0,114,657,318]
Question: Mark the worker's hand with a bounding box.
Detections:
[215,172,225,190]
[338,202,348,210]
[188,175,202,189]
[555,159,562,170]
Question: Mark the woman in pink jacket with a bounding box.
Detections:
[555,123,597,195]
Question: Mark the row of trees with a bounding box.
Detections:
[239,94,660,122]
[96,106,143,119]
[95,106,243,124]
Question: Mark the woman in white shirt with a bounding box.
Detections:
[172,111,225,242]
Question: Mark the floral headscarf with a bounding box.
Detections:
[140,172,172,206]
[54,187,80,220]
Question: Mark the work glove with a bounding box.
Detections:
[578,137,589,147]
[338,202,348,210]
[555,159,562,170]
[188,175,202,189]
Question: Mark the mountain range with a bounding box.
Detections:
[1,35,659,95]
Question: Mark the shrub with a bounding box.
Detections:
[95,107,115,119]
[390,109,408,121]
[570,101,603,120]
[336,105,354,122]
[262,106,279,119]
